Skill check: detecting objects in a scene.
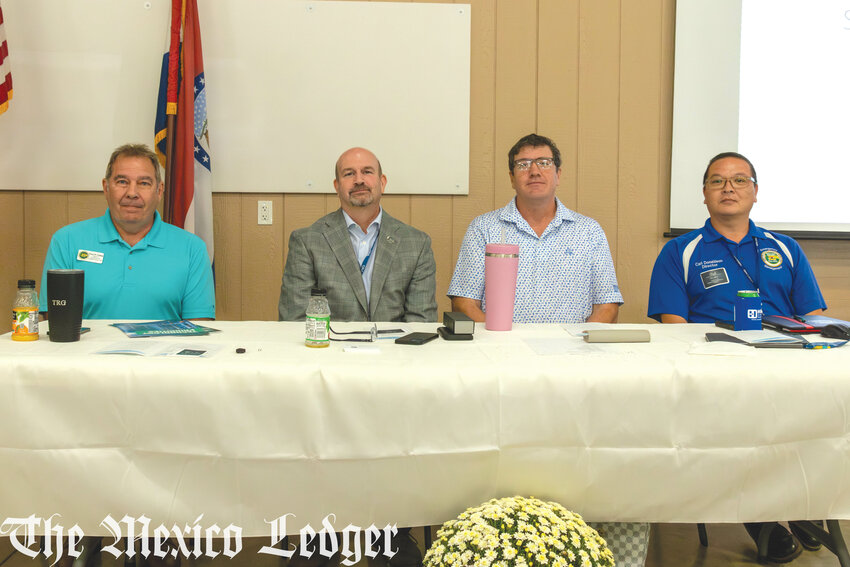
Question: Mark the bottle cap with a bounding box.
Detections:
[310,287,327,296]
[17,279,36,289]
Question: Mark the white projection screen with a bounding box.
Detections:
[671,0,850,235]
[0,1,470,195]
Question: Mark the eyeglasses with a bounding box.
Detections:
[513,158,555,172]
[329,324,404,342]
[704,175,756,190]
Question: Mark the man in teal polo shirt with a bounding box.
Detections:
[40,143,214,320]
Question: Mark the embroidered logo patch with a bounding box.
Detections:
[761,249,782,268]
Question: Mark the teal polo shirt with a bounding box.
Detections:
[40,210,215,320]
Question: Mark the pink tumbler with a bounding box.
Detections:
[484,243,519,331]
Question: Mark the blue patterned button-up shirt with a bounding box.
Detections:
[448,198,622,323]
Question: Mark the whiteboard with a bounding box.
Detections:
[0,0,471,195]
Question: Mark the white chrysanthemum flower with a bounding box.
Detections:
[423,497,612,567]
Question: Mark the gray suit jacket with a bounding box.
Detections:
[278,209,437,322]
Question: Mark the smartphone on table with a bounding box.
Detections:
[394,332,439,345]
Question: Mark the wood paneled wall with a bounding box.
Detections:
[4,0,850,322]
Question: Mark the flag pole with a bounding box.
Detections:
[162,0,182,224]
[163,113,176,223]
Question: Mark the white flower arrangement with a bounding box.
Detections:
[423,496,614,567]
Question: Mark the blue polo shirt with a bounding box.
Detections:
[648,219,825,323]
[40,210,215,320]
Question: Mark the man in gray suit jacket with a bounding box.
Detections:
[278,150,435,567]
[279,146,437,323]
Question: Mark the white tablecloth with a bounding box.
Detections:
[1,321,849,535]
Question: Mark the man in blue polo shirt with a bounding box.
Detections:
[648,151,825,563]
[648,151,824,325]
[40,143,214,320]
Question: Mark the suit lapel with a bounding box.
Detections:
[323,210,369,315]
[369,213,400,319]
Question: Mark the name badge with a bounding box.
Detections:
[77,249,104,264]
[699,267,729,289]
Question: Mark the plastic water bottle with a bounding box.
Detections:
[305,287,330,348]
[12,279,39,341]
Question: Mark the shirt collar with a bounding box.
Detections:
[342,207,383,235]
[702,218,764,244]
[500,197,577,231]
[99,209,165,249]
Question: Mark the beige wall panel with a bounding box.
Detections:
[283,194,328,260]
[493,0,538,206]
[24,192,68,286]
[799,241,850,269]
[278,194,329,319]
[575,1,620,256]
[616,0,665,323]
[381,195,411,225]
[650,0,678,323]
[454,0,496,260]
[323,194,338,215]
[826,299,850,321]
[68,191,107,224]
[0,192,24,313]
[212,193,242,321]
[801,240,850,320]
[411,195,453,315]
[817,285,850,320]
[538,0,579,211]
[649,0,685,323]
[241,193,284,320]
[656,0,676,253]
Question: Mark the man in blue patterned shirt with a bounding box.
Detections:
[449,134,644,566]
[448,133,622,323]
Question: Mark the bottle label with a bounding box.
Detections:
[305,315,330,343]
[12,307,39,337]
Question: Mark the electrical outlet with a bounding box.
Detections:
[258,200,273,225]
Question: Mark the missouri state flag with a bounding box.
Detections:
[154,0,214,266]
[0,0,12,115]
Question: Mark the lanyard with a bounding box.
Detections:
[725,236,759,291]
[359,233,378,275]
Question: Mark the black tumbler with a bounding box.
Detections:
[47,269,85,342]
